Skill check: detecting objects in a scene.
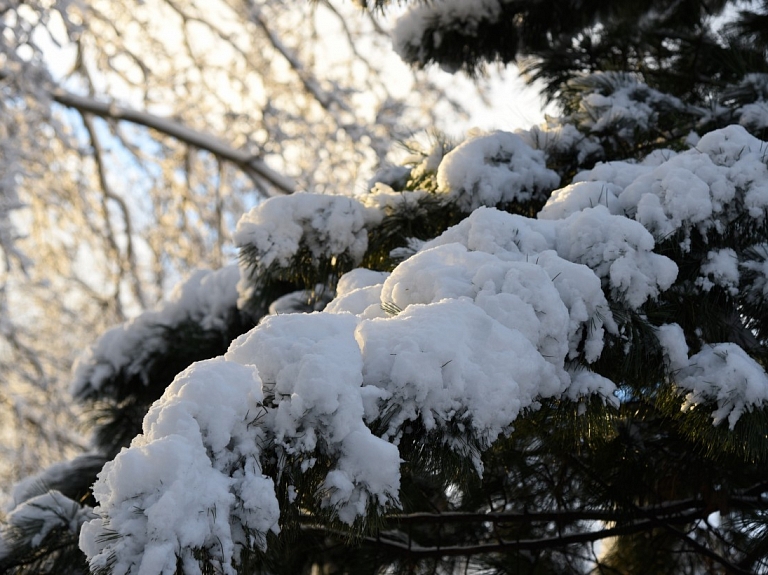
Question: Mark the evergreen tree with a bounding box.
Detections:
[4,1,768,574]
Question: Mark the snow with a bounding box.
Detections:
[6,453,106,511]
[734,74,768,131]
[234,193,379,306]
[380,243,571,362]
[538,180,622,220]
[656,325,768,429]
[419,208,620,355]
[572,154,664,191]
[564,72,687,143]
[552,206,679,308]
[367,165,411,191]
[267,289,327,315]
[564,370,620,407]
[697,249,740,295]
[80,358,280,575]
[80,202,636,570]
[2,491,94,551]
[225,312,401,524]
[436,130,560,211]
[739,101,768,131]
[75,118,768,572]
[405,139,448,182]
[71,265,241,400]
[361,185,430,213]
[517,122,603,166]
[567,126,768,244]
[336,268,390,295]
[677,343,768,429]
[234,193,375,270]
[656,323,689,373]
[358,298,565,457]
[324,268,390,319]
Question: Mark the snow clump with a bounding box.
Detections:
[79,125,768,572]
[677,343,768,429]
[570,73,686,141]
[71,265,241,400]
[225,312,402,524]
[436,130,560,211]
[697,248,740,295]
[656,326,768,428]
[81,204,636,572]
[1,491,94,553]
[234,193,378,306]
[568,125,768,242]
[234,193,375,270]
[80,359,280,575]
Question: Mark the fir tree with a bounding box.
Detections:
[4,1,768,574]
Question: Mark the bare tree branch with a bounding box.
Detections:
[49,86,296,195]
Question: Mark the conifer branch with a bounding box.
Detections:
[301,510,709,557]
[382,498,710,525]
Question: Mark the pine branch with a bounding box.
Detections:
[565,454,757,575]
[380,498,710,525]
[300,509,708,558]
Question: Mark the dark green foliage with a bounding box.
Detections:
[0,527,87,575]
[390,0,768,133]
[363,192,467,270]
[731,1,768,51]
[238,243,353,315]
[396,5,519,74]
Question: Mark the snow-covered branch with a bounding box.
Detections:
[50,87,296,195]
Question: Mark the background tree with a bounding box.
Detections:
[4,1,768,574]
